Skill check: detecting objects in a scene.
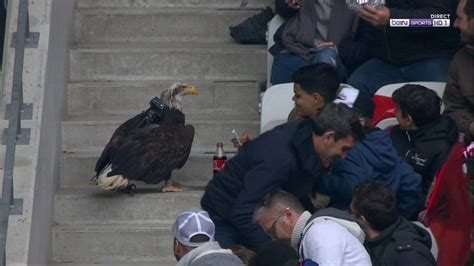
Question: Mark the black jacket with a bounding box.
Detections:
[369,0,460,66]
[391,115,458,193]
[365,217,436,266]
[201,120,324,230]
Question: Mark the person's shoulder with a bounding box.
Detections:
[258,122,299,140]
[190,251,245,266]
[305,219,349,239]
[389,219,433,252]
[456,46,474,58]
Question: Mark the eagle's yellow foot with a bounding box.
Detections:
[161,182,183,192]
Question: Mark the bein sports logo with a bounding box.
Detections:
[390,14,450,27]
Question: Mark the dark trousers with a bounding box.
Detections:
[210,215,271,252]
[347,57,451,96]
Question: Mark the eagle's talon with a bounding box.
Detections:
[161,182,183,192]
[122,184,136,196]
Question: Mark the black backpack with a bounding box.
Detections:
[229,7,274,44]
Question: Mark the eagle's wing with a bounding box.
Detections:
[94,112,150,174]
[108,124,194,184]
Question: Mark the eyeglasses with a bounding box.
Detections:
[266,207,290,239]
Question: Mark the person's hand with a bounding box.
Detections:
[316,42,338,54]
[417,209,429,226]
[357,5,390,27]
[285,0,301,10]
[231,133,254,148]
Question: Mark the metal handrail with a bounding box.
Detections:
[0,0,31,265]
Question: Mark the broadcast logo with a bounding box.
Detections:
[390,15,450,27]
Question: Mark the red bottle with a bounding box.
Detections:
[213,142,227,175]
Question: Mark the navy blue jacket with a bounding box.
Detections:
[319,129,423,219]
[201,120,324,231]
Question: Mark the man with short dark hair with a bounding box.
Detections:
[443,0,474,137]
[173,210,244,265]
[391,84,458,194]
[350,181,436,266]
[253,190,371,265]
[201,103,364,251]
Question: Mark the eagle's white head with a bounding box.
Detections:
[160,82,198,111]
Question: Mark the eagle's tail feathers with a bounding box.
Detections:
[96,164,129,191]
[89,174,98,185]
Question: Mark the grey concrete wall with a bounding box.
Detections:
[27,0,75,264]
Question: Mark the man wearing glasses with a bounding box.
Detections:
[253,190,371,265]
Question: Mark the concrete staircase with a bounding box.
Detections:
[51,0,270,264]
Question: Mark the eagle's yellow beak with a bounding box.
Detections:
[184,86,199,95]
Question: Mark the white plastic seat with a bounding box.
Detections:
[260,83,294,133]
[375,82,446,111]
[374,82,447,129]
[375,117,399,130]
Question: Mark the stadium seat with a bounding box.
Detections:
[375,117,399,130]
[260,82,294,133]
[372,82,447,129]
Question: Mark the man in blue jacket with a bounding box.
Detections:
[201,102,364,251]
[319,92,424,219]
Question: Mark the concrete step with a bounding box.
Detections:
[55,187,204,225]
[60,151,232,188]
[62,114,259,153]
[77,0,273,9]
[52,223,177,264]
[69,43,267,82]
[66,80,260,116]
[75,8,264,44]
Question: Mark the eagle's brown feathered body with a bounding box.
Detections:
[92,83,196,191]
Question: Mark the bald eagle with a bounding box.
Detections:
[91,83,198,194]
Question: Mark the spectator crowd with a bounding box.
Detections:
[171,0,474,265]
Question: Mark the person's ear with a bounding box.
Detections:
[311,92,320,99]
[358,117,366,127]
[406,115,415,127]
[312,92,325,107]
[174,239,181,254]
[323,131,335,144]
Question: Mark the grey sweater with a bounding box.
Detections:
[176,241,244,266]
